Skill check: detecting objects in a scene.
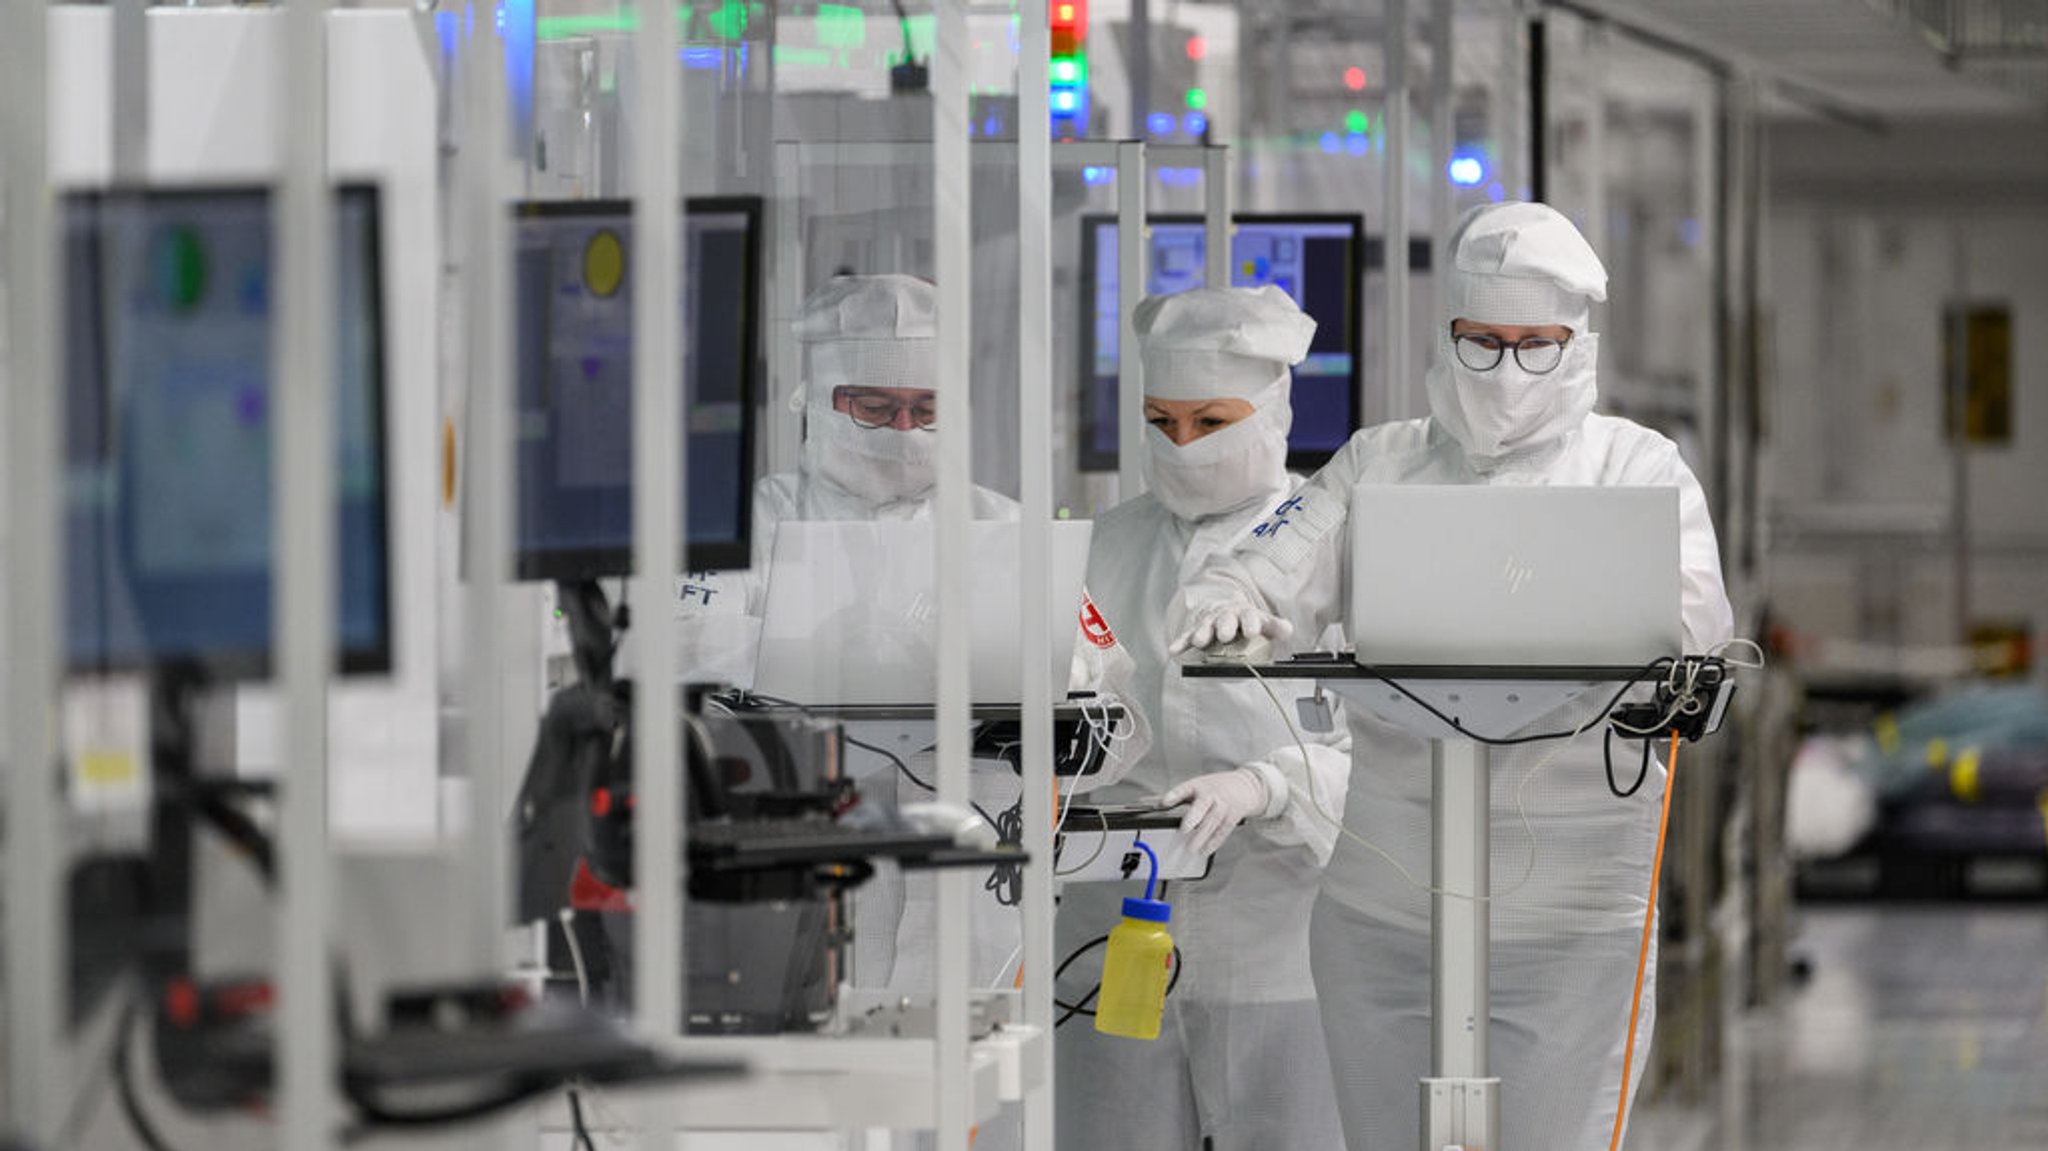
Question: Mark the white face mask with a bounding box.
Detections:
[1425,330,1600,468]
[804,403,937,507]
[1143,394,1291,521]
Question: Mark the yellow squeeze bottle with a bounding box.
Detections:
[1094,841,1174,1040]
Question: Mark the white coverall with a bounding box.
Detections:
[1054,284,1350,1151]
[1057,475,1351,1151]
[1174,205,1736,1151]
[673,272,1043,997]
[672,274,1138,1150]
[679,466,1026,992]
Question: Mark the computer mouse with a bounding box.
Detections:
[901,802,999,851]
[1201,632,1274,666]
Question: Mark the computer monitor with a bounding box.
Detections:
[1078,213,1363,472]
[510,197,760,581]
[62,186,393,680]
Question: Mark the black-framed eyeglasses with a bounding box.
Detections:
[1450,324,1573,375]
[835,386,938,431]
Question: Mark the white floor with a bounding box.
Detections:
[1629,905,2048,1151]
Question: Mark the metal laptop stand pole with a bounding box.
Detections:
[1424,737,1499,1151]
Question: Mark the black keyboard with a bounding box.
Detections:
[689,818,959,867]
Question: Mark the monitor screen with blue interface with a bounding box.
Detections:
[63,187,391,679]
[1079,214,1362,471]
[511,198,759,581]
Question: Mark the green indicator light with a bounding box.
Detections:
[152,226,208,312]
[904,14,934,56]
[773,45,833,68]
[1346,109,1369,134]
[1185,87,1207,110]
[706,0,748,39]
[814,3,865,48]
[1051,57,1084,84]
[537,11,634,38]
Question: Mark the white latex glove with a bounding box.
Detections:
[1162,768,1275,858]
[1167,600,1295,657]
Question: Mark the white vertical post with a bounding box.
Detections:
[1584,23,1611,268]
[1384,0,1412,419]
[1422,737,1498,1151]
[1017,3,1058,1149]
[632,0,685,1106]
[1430,739,1489,1078]
[461,0,515,972]
[768,143,806,479]
[1499,16,1526,199]
[112,0,148,179]
[933,2,975,1149]
[1204,144,1230,288]
[2,1,66,1143]
[1428,0,1455,388]
[1115,140,1148,499]
[1691,84,1719,510]
[277,1,337,1148]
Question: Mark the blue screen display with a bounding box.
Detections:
[511,201,757,580]
[1083,215,1362,469]
[63,188,390,677]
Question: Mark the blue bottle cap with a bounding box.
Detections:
[1121,896,1171,924]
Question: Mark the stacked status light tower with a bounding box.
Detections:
[1051,0,1087,138]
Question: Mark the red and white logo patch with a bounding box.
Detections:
[1079,596,1118,649]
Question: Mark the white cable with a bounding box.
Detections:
[1053,765,1082,836]
[1710,637,1767,669]
[1243,662,1332,819]
[1078,693,1137,766]
[989,944,1024,990]
[559,919,638,1143]
[558,907,590,1006]
[1053,807,1113,877]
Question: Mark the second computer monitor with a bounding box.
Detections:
[511,198,760,581]
[62,185,392,680]
[1079,213,1363,472]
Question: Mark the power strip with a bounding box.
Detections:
[1609,656,1735,742]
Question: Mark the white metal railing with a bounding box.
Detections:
[276,0,338,1147]
[630,3,686,1147]
[1015,3,1056,1148]
[2,0,67,1144]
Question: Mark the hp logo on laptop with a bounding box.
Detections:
[1502,557,1535,595]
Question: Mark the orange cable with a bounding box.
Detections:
[1608,728,1683,1151]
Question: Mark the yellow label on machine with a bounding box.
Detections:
[77,751,138,788]
[1949,748,1981,804]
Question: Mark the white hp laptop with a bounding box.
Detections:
[753,521,1093,706]
[1348,485,1682,668]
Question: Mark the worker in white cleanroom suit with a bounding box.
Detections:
[677,272,1146,997]
[1170,203,1734,1151]
[1055,285,1349,1151]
